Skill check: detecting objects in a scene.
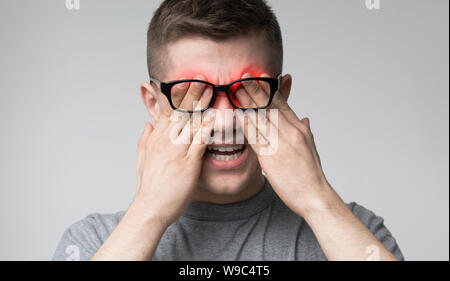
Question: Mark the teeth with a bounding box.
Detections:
[207,145,244,152]
[206,145,245,161]
[209,151,243,161]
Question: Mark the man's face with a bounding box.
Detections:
[153,33,277,196]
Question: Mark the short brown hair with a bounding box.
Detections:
[147,0,283,78]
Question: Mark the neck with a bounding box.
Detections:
[192,171,266,204]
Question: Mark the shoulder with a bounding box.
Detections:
[346,201,405,260]
[69,210,126,237]
[346,201,388,232]
[52,210,126,261]
[345,201,396,239]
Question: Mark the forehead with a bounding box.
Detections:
[163,33,275,84]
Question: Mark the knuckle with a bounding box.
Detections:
[291,129,306,144]
[298,123,312,138]
[278,100,290,111]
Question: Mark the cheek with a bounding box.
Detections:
[246,146,260,168]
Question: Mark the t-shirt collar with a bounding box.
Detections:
[181,177,275,221]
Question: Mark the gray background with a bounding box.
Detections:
[0,0,448,260]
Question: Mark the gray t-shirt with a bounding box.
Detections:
[52,179,404,261]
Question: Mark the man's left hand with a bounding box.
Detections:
[236,73,336,218]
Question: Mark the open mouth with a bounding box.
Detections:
[206,145,246,161]
[204,144,248,170]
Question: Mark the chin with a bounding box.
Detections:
[198,145,261,196]
[199,172,250,195]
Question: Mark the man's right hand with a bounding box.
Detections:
[131,109,215,228]
[91,78,215,261]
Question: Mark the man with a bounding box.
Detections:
[52,0,404,261]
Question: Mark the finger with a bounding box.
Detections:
[175,107,214,147]
[137,122,153,189]
[178,75,212,111]
[300,117,322,167]
[138,122,153,163]
[187,110,216,160]
[234,87,255,108]
[176,111,202,146]
[240,73,271,108]
[300,117,313,137]
[151,83,177,131]
[166,111,191,144]
[235,109,268,155]
[269,74,306,132]
[246,109,279,146]
[170,77,189,110]
[259,73,272,94]
[265,75,314,142]
[249,102,295,142]
[198,86,214,111]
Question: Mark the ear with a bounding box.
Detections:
[279,74,292,101]
[141,81,161,123]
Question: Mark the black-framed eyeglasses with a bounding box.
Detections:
[149,74,282,113]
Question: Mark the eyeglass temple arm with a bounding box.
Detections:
[276,73,282,90]
[149,77,162,86]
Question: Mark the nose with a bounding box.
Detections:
[209,91,236,141]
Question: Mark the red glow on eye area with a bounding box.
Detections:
[228,81,242,107]
[230,94,242,108]
[171,66,268,84]
[229,81,242,93]
[170,66,269,108]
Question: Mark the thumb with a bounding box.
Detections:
[301,117,310,129]
[137,122,154,189]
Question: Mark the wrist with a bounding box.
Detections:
[125,196,172,231]
[299,183,347,221]
[91,198,169,261]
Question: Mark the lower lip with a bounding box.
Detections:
[204,145,248,170]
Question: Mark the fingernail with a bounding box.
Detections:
[176,78,188,89]
[177,83,188,90]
